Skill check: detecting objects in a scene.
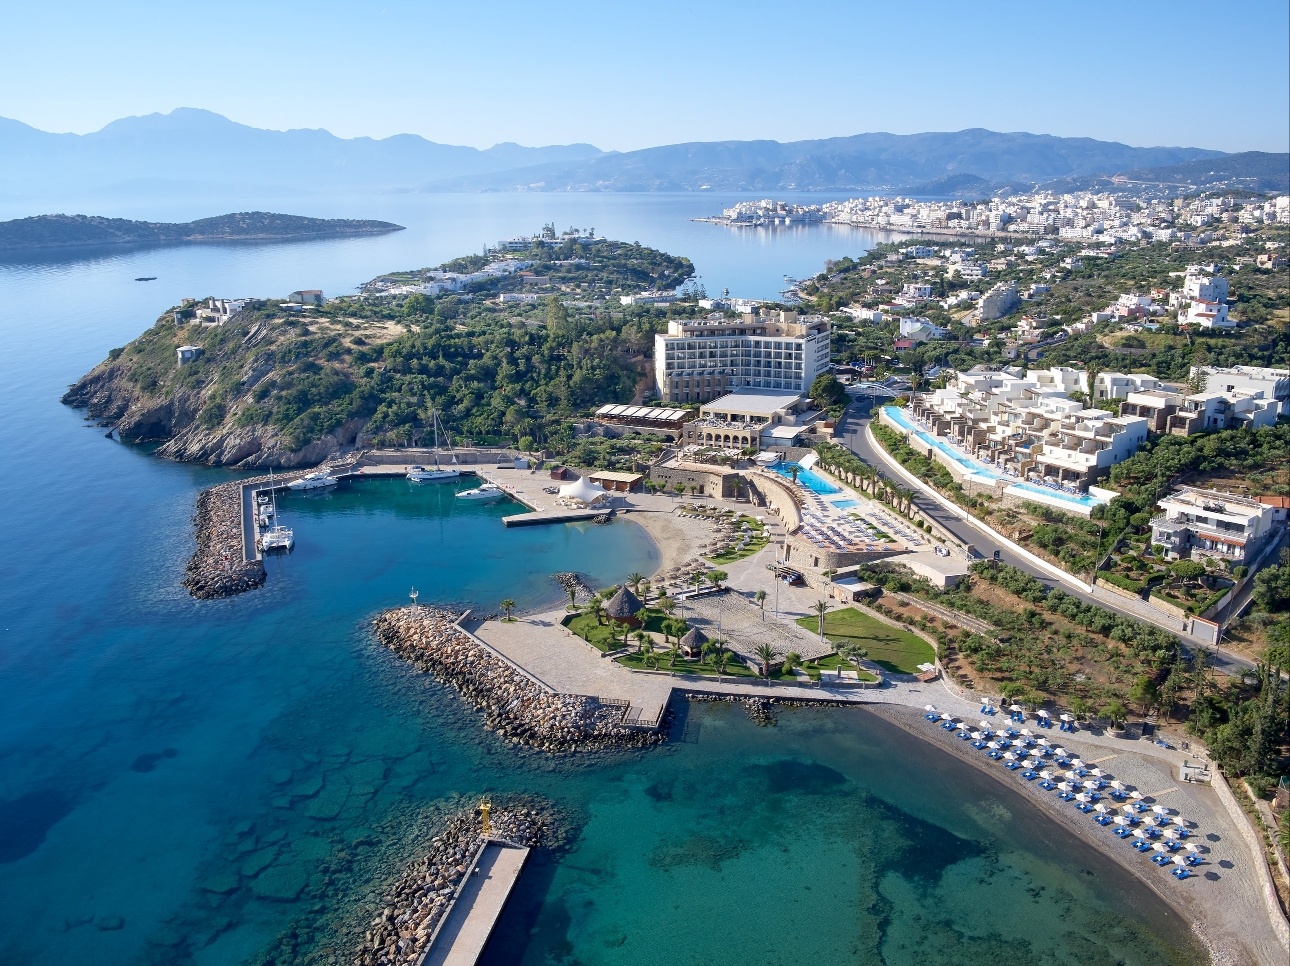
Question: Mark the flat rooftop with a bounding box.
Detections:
[703,389,804,416]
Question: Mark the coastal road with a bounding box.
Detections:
[833,400,1257,676]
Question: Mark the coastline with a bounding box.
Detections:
[868,702,1281,966]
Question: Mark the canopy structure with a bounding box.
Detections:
[559,476,610,505]
[679,625,710,657]
[603,585,644,622]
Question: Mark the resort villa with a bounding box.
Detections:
[680,388,822,452]
[1151,487,1278,565]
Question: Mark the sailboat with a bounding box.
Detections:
[407,407,463,481]
[259,470,294,552]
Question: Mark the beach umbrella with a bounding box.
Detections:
[1090,767,1104,777]
[1115,816,1129,826]
[1133,830,1146,840]
[1060,713,1074,722]
[1040,770,1054,780]
[1172,815,1186,827]
[1152,843,1168,854]
[957,721,969,729]
[1071,758,1086,768]
[1003,751,1017,760]
[988,741,1001,750]
[1130,790,1144,801]
[1152,805,1169,816]
[1185,843,1200,854]
[925,704,937,712]
[1021,728,1033,737]
[1075,792,1090,803]
[1172,856,1187,868]
[1095,803,1109,814]
[1037,709,1050,718]
[1064,770,1079,781]
[1110,780,1125,790]
[1037,737,1051,747]
[1027,759,1043,769]
[970,731,983,740]
[978,720,991,730]
[940,712,954,721]
[1083,780,1100,789]
[1054,747,1068,757]
[1163,829,1179,841]
[1010,704,1023,712]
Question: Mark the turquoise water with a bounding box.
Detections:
[831,498,860,509]
[770,461,842,494]
[0,196,1199,964]
[881,406,1105,509]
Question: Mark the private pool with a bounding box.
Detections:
[769,462,842,495]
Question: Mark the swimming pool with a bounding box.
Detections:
[831,499,860,509]
[881,406,1105,510]
[768,462,841,494]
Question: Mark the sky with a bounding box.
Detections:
[3,0,1287,153]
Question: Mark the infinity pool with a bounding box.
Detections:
[881,406,1105,510]
[769,461,841,494]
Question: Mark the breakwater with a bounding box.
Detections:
[373,606,664,752]
[352,801,554,966]
[184,475,271,599]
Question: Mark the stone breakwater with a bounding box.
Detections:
[551,571,596,604]
[183,475,272,599]
[374,606,664,752]
[352,802,556,966]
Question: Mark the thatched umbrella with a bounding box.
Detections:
[679,625,709,659]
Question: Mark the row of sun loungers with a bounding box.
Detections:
[924,706,1203,882]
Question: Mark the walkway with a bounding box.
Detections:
[420,841,529,966]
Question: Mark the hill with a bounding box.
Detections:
[419,129,1225,193]
[0,211,404,251]
[1040,151,1290,195]
[61,238,694,467]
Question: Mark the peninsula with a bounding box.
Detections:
[0,211,404,251]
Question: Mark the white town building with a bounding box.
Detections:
[1151,487,1276,565]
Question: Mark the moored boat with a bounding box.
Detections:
[455,482,504,502]
[288,471,337,491]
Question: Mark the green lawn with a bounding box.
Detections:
[796,607,935,675]
[564,613,632,652]
[797,653,878,683]
[616,651,759,678]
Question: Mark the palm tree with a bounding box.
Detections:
[783,651,802,674]
[668,643,680,668]
[500,598,516,622]
[567,586,577,610]
[713,646,731,681]
[754,589,767,622]
[627,572,645,594]
[706,569,728,590]
[813,599,830,643]
[755,642,777,678]
[640,580,651,604]
[634,630,649,653]
[789,465,800,485]
[587,598,605,626]
[640,636,657,669]
[701,640,716,665]
[658,595,676,616]
[691,571,705,597]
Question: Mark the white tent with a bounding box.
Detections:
[559,476,610,505]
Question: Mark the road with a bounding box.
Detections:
[833,399,1257,676]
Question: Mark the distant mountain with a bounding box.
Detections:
[0,212,404,251]
[0,111,1242,199]
[0,109,605,197]
[901,173,1034,198]
[419,129,1226,193]
[1039,151,1289,195]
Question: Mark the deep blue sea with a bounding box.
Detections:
[0,193,1202,964]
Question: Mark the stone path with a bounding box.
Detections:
[421,842,529,966]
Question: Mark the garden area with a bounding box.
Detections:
[794,606,935,675]
[1096,538,1236,615]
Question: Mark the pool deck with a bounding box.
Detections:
[419,840,530,966]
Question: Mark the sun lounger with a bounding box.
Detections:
[1172,867,1191,880]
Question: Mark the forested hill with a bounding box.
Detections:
[0,212,404,251]
[61,238,695,468]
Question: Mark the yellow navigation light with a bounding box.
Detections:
[477,797,493,838]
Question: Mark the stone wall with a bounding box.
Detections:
[649,463,739,499]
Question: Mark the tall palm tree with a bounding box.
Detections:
[789,465,800,485]
[713,645,730,681]
[755,642,777,678]
[639,636,656,668]
[754,589,767,622]
[668,643,680,669]
[567,586,577,610]
[587,598,605,626]
[627,572,645,594]
[814,599,830,644]
[634,630,649,653]
[500,598,516,621]
[691,571,705,597]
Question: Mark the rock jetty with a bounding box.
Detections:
[373,606,663,752]
[351,801,555,966]
[551,571,596,604]
[183,476,271,599]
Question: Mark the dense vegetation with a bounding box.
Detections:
[79,239,696,454]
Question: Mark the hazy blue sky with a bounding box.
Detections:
[4,0,1287,152]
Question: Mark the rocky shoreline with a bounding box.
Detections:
[373,606,665,753]
[550,571,596,605]
[352,801,556,966]
[184,476,272,599]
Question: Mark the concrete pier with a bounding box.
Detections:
[420,840,530,966]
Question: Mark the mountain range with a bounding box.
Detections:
[1,109,1283,200]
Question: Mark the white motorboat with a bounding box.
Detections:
[455,482,505,502]
[288,471,337,491]
[408,406,462,481]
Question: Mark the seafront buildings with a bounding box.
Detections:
[653,308,831,403]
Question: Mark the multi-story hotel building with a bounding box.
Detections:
[1151,487,1276,565]
[654,309,831,404]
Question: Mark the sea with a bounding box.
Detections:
[0,192,1202,964]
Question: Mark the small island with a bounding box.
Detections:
[0,211,404,252]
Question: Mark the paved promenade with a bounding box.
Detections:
[420,841,529,966]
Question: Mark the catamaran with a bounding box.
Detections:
[455,481,504,502]
[288,470,337,491]
[259,471,294,552]
[407,407,462,482]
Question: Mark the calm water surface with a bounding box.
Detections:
[0,195,1202,964]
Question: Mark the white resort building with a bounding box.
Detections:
[680,389,820,452]
[907,367,1149,489]
[654,309,831,404]
[1151,487,1277,565]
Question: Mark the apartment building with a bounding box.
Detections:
[1151,487,1277,565]
[909,369,1149,488]
[979,281,1019,321]
[654,309,831,404]
[1196,365,1290,415]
